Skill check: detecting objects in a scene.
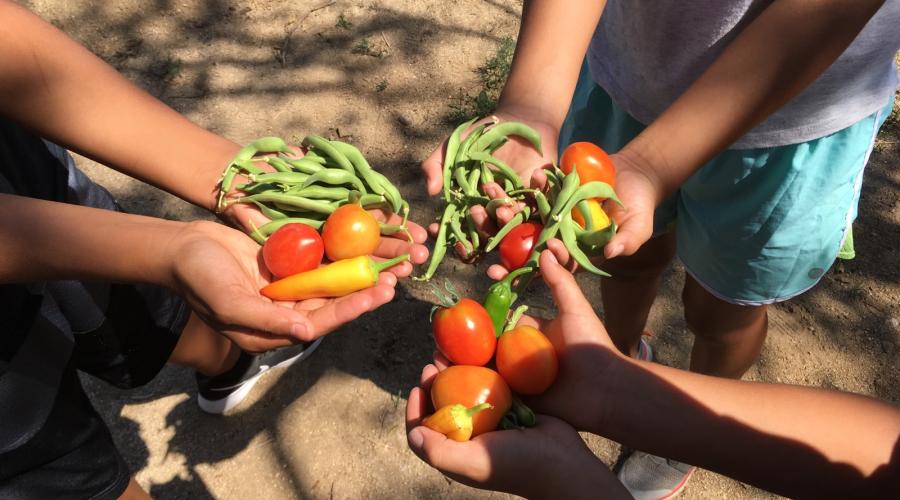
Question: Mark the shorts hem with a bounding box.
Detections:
[677,258,821,307]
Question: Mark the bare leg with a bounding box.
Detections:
[118,478,151,500]
[601,232,676,357]
[167,313,240,377]
[683,274,768,379]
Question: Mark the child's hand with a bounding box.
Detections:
[166,221,400,354]
[601,151,660,259]
[508,249,626,432]
[406,361,626,500]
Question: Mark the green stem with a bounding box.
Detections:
[371,253,410,273]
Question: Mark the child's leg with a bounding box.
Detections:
[167,313,240,377]
[601,232,676,357]
[682,275,768,379]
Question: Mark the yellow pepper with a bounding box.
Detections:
[422,403,492,442]
[572,198,611,230]
[261,253,409,300]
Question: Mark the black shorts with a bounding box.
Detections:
[0,119,189,498]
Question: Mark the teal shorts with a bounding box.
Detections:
[560,63,893,305]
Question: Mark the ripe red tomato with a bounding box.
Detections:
[262,223,324,279]
[322,204,380,261]
[499,222,541,270]
[496,325,558,395]
[431,365,512,436]
[433,298,496,366]
[560,142,616,191]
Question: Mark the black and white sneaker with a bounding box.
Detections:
[196,338,322,414]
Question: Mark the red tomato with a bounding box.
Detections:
[262,223,324,279]
[496,325,558,395]
[560,142,616,191]
[431,365,512,436]
[322,204,380,261]
[433,298,496,366]
[499,222,541,270]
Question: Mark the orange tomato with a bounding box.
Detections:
[496,326,558,395]
[571,199,611,230]
[560,142,616,192]
[431,365,512,436]
[433,298,497,366]
[321,204,380,261]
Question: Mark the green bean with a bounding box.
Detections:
[252,171,310,185]
[471,122,543,156]
[266,157,293,173]
[259,217,325,235]
[486,137,508,154]
[233,144,259,163]
[370,171,404,214]
[556,180,623,220]
[239,192,336,214]
[465,212,480,251]
[330,141,387,196]
[279,157,324,174]
[301,135,355,173]
[217,166,237,212]
[535,191,552,223]
[467,168,481,194]
[559,213,610,276]
[449,210,474,257]
[454,167,473,195]
[237,182,282,195]
[574,200,594,229]
[414,203,457,281]
[380,222,413,243]
[357,193,390,208]
[233,159,264,176]
[297,151,328,164]
[576,219,617,249]
[248,200,289,220]
[467,151,524,191]
[485,211,525,252]
[250,136,292,154]
[481,161,495,184]
[550,169,580,219]
[301,168,367,193]
[485,197,513,218]
[442,118,479,201]
[288,185,350,201]
[455,123,489,166]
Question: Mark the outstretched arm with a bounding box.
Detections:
[529,243,900,498]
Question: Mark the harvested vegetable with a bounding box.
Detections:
[260,253,409,300]
[496,325,558,396]
[322,204,380,261]
[422,403,492,442]
[431,283,497,366]
[431,365,512,437]
[262,223,324,279]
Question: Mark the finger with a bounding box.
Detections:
[468,205,497,235]
[494,205,518,226]
[220,292,312,342]
[545,238,576,271]
[538,249,594,315]
[419,363,439,387]
[487,264,509,281]
[221,328,300,354]
[406,386,427,431]
[408,426,485,477]
[422,145,446,196]
[432,350,452,370]
[372,253,413,277]
[481,182,507,200]
[428,222,440,237]
[373,239,429,267]
[300,284,396,339]
[605,207,653,259]
[514,314,542,329]
[378,213,429,245]
[529,168,548,190]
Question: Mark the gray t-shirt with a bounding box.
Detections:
[588,0,900,148]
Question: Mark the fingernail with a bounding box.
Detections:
[607,243,623,258]
[291,323,308,339]
[409,429,424,448]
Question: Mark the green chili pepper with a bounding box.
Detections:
[483,266,533,337]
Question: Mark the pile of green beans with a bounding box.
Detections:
[416,118,622,283]
[216,136,410,245]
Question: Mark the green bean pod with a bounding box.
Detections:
[259,217,325,235]
[330,142,387,194]
[550,169,580,219]
[233,159,264,176]
[301,135,355,173]
[576,219,617,249]
[471,122,543,156]
[481,161,495,184]
[251,171,310,185]
[535,191,552,223]
[239,192,336,214]
[288,185,350,201]
[485,210,526,252]
[414,203,457,281]
[465,212,481,251]
[250,136,292,154]
[248,200,290,220]
[297,151,328,164]
[466,168,481,194]
[301,168,367,193]
[281,158,324,174]
[236,182,282,195]
[442,118,479,201]
[555,181,623,220]
[370,171,404,214]
[233,144,259,163]
[448,210,474,258]
[357,193,390,209]
[574,200,595,229]
[485,197,514,219]
[467,152,524,191]
[453,167,473,195]
[559,213,611,277]
[455,123,489,166]
[265,157,293,173]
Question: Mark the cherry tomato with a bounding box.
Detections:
[571,199,611,230]
[560,142,616,192]
[433,298,496,366]
[262,223,324,279]
[322,204,380,261]
[499,222,541,271]
[496,325,558,395]
[431,365,512,436]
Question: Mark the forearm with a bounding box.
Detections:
[599,358,900,497]
[498,0,606,129]
[620,0,886,202]
[0,1,236,212]
[0,193,182,285]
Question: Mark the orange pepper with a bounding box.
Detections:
[422,403,492,442]
[261,253,409,300]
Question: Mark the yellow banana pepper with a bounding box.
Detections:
[261,253,409,300]
[422,403,492,442]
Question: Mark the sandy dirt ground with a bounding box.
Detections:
[23,1,900,498]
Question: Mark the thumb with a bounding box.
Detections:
[538,249,593,316]
[422,143,447,196]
